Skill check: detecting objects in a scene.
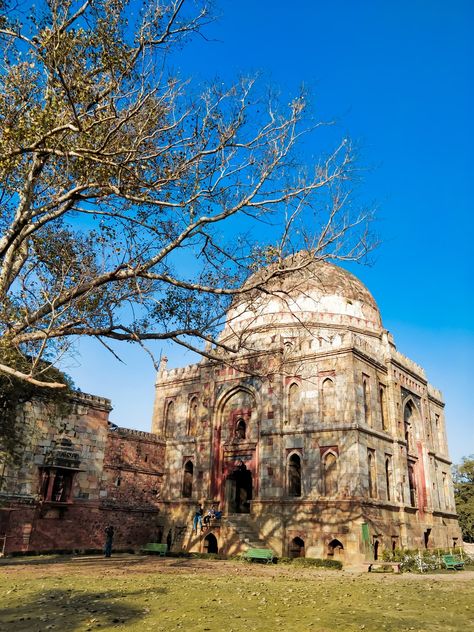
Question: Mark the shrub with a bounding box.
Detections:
[277,557,293,565]
[291,557,342,570]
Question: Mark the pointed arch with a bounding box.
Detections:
[203,533,218,554]
[182,460,193,498]
[234,417,246,440]
[289,536,305,558]
[164,400,175,438]
[385,455,393,501]
[379,384,388,431]
[287,452,302,497]
[322,378,335,422]
[362,375,371,426]
[408,462,417,507]
[368,449,377,498]
[327,539,344,558]
[288,382,301,425]
[216,384,259,442]
[403,399,420,452]
[187,396,199,436]
[323,451,338,496]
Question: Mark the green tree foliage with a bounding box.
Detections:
[0,0,374,389]
[453,456,474,543]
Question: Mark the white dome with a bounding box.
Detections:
[221,255,382,341]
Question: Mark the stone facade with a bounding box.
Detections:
[0,394,165,555]
[152,258,461,565]
[0,257,462,564]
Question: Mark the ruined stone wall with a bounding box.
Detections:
[0,396,166,555]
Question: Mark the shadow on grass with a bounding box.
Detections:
[0,586,165,631]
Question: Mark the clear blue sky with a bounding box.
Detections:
[68,1,473,464]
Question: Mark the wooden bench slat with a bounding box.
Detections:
[243,548,275,563]
[442,554,464,570]
[141,543,168,556]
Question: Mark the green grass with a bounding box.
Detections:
[0,556,473,631]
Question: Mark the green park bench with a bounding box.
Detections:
[442,554,465,570]
[242,548,275,563]
[141,543,168,556]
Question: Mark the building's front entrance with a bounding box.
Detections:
[225,463,252,513]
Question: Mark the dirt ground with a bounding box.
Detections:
[1,555,473,631]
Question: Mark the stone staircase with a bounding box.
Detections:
[223,513,268,549]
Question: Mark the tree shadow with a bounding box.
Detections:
[0,586,165,631]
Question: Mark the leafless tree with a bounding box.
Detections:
[0,0,374,388]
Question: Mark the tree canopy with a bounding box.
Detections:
[0,0,374,388]
[453,455,474,543]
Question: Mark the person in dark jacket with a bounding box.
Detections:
[104,525,114,558]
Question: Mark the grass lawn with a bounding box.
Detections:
[0,555,473,631]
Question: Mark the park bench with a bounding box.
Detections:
[242,548,275,563]
[141,542,168,556]
[442,554,464,570]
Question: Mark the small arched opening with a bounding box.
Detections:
[288,382,300,425]
[323,452,338,496]
[182,460,193,498]
[385,456,392,501]
[328,539,344,558]
[289,537,305,558]
[164,400,175,438]
[203,533,218,554]
[368,450,376,498]
[234,418,246,440]
[188,397,199,436]
[288,453,302,497]
[373,538,380,561]
[322,378,335,422]
[363,377,371,426]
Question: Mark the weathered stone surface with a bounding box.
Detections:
[153,260,461,564]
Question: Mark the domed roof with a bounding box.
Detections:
[221,254,382,340]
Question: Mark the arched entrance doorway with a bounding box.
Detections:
[328,539,344,559]
[289,537,305,558]
[225,462,252,513]
[204,533,218,554]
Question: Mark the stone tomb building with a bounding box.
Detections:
[153,258,461,564]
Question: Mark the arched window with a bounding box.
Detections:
[288,453,302,497]
[188,397,199,436]
[288,382,300,425]
[289,537,305,558]
[182,460,193,498]
[408,463,417,507]
[404,401,416,452]
[385,456,392,501]
[379,384,388,431]
[322,378,335,422]
[442,472,449,510]
[368,450,377,498]
[363,377,371,426]
[234,418,246,440]
[327,539,344,558]
[164,400,175,438]
[324,452,338,496]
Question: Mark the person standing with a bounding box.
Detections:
[192,504,203,533]
[104,525,114,558]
